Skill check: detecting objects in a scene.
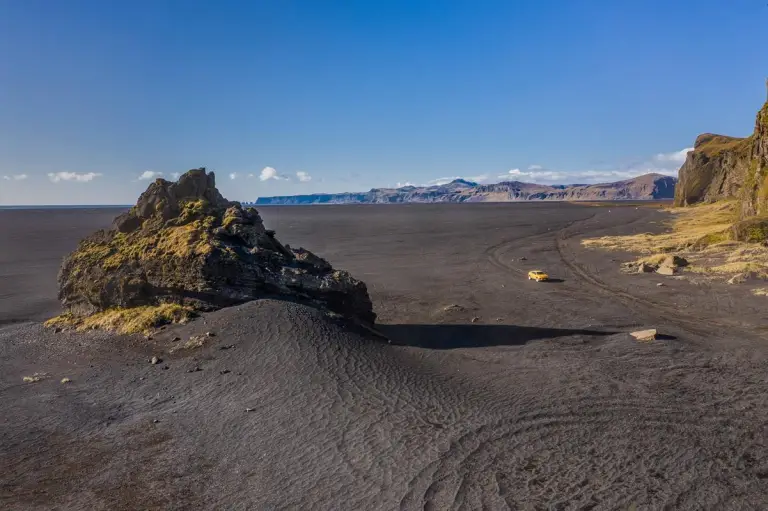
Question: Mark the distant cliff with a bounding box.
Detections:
[255,173,676,205]
[674,100,768,219]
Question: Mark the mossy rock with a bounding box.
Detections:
[54,168,377,329]
[731,217,768,243]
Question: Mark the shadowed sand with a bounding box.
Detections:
[3,203,768,510]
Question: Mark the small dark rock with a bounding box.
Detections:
[219,344,235,350]
[162,365,169,370]
[206,331,216,337]
[245,407,255,412]
[153,419,159,424]
[53,327,62,333]
[172,336,181,342]
[471,317,480,323]
[220,370,231,375]
[187,366,202,373]
[150,356,161,365]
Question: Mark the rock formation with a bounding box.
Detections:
[674,100,768,219]
[57,168,376,325]
[254,173,676,205]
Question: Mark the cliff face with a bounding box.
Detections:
[674,100,768,219]
[255,174,676,205]
[740,101,768,217]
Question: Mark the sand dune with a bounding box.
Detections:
[3,203,768,509]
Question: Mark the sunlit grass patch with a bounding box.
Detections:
[581,200,768,280]
[45,303,196,335]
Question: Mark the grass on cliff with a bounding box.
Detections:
[695,134,753,159]
[582,200,768,280]
[45,304,196,335]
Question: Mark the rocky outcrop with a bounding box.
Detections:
[57,168,376,325]
[255,174,676,205]
[673,134,752,206]
[674,100,768,220]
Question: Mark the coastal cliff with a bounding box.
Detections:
[674,100,768,220]
[256,173,676,205]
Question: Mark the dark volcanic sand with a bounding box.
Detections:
[3,203,768,510]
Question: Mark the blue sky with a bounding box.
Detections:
[1,0,766,205]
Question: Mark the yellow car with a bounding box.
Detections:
[527,270,549,282]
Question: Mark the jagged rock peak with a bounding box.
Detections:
[57,168,376,325]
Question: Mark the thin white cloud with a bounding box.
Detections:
[138,170,163,181]
[396,181,416,188]
[427,174,491,186]
[48,172,103,183]
[490,146,692,185]
[3,174,28,181]
[229,172,238,180]
[655,147,694,163]
[171,172,180,179]
[248,173,255,178]
[296,171,312,182]
[259,166,287,181]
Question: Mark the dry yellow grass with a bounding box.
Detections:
[582,200,768,281]
[752,288,768,296]
[45,303,196,335]
[582,201,737,254]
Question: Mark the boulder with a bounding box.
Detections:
[656,265,676,276]
[630,329,657,342]
[662,255,688,268]
[57,168,376,325]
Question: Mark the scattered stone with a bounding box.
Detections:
[639,262,656,273]
[220,370,231,375]
[727,272,765,285]
[145,335,153,341]
[630,329,657,342]
[443,304,465,312]
[519,257,527,261]
[471,317,480,323]
[170,335,207,353]
[60,377,71,384]
[153,419,159,424]
[205,331,215,338]
[245,408,255,412]
[219,345,235,350]
[22,373,47,383]
[172,336,181,342]
[187,366,202,373]
[162,365,169,370]
[656,282,664,287]
[150,356,161,365]
[53,327,62,333]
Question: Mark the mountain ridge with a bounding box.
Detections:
[254,173,677,205]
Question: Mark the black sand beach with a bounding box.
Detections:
[3,203,768,510]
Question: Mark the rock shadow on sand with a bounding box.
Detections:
[376,324,617,349]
